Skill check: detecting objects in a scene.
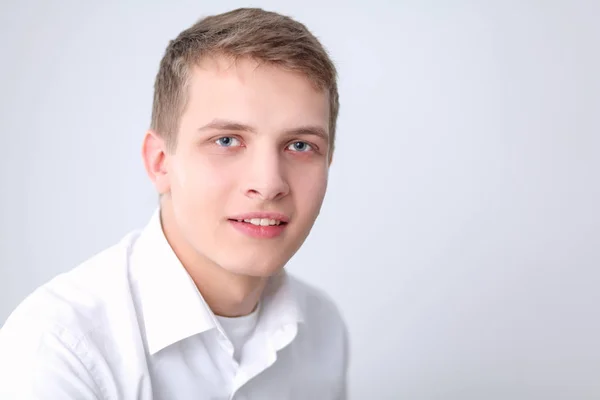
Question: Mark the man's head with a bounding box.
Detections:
[142,8,338,278]
[150,8,339,153]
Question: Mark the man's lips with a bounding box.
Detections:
[227,212,290,224]
[228,214,288,239]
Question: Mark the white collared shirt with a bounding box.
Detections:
[0,210,349,399]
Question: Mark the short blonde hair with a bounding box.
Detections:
[150,8,339,153]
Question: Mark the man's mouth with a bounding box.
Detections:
[228,215,289,239]
[229,218,287,227]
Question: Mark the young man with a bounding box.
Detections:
[0,7,348,400]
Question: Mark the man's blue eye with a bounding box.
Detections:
[288,141,312,152]
[216,137,240,147]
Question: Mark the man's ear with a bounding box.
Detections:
[142,130,171,195]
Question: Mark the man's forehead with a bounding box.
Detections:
[184,60,330,127]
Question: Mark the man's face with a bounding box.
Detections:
[160,57,331,277]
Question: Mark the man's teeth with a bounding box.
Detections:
[241,218,282,226]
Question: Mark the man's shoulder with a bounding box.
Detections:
[285,274,350,376]
[288,275,341,311]
[1,231,139,339]
[0,231,146,398]
[287,274,348,337]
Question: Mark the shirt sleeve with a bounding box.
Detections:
[0,315,102,400]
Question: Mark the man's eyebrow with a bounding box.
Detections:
[284,126,329,141]
[198,119,329,140]
[198,119,257,133]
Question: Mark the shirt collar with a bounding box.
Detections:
[130,208,304,355]
[131,208,216,355]
[260,270,305,334]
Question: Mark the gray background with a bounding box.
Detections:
[1,0,599,398]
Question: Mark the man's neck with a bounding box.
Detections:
[193,270,267,317]
[159,201,268,318]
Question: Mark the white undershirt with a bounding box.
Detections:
[215,303,261,362]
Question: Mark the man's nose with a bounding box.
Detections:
[243,149,290,202]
